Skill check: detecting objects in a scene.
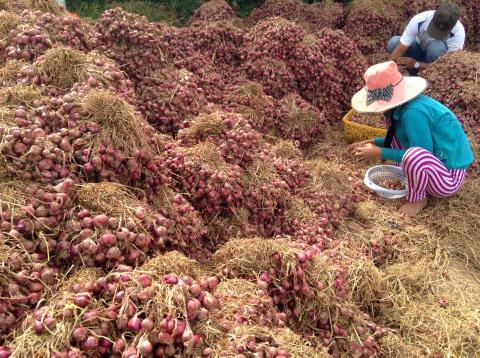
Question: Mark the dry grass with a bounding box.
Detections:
[136,251,201,280]
[0,10,20,39]
[208,238,300,278]
[0,85,42,107]
[81,89,152,157]
[75,182,139,217]
[272,140,303,160]
[36,47,88,90]
[419,177,480,270]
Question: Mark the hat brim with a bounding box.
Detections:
[426,21,451,41]
[351,77,427,113]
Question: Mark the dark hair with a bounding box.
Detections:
[383,109,396,148]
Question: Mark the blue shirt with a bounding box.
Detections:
[374,95,474,170]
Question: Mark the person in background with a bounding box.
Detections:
[387,2,464,75]
[349,61,473,217]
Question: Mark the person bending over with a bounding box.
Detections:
[350,61,473,217]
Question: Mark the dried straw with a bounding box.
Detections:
[75,182,138,218]
[272,140,303,160]
[0,10,19,39]
[81,89,152,157]
[284,196,315,223]
[27,0,64,15]
[0,107,15,129]
[0,179,30,217]
[280,94,322,136]
[0,59,28,85]
[184,141,227,170]
[36,47,88,90]
[217,325,329,358]
[136,251,201,280]
[0,85,42,107]
[420,178,480,270]
[178,111,225,141]
[379,333,424,358]
[304,159,349,194]
[197,279,272,347]
[208,238,299,278]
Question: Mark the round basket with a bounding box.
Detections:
[343,109,387,144]
[364,165,408,199]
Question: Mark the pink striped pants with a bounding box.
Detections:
[390,139,466,202]
[400,147,466,203]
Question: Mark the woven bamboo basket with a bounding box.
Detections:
[342,109,387,143]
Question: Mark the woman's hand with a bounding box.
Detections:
[354,143,382,161]
[349,139,374,150]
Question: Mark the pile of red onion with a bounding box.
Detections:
[241,57,297,99]
[91,8,167,84]
[136,68,207,136]
[187,0,235,26]
[1,10,91,63]
[343,0,402,56]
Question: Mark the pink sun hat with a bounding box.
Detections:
[351,61,427,113]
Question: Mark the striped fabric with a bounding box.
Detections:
[389,139,466,202]
[401,147,466,203]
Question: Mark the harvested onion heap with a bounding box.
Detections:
[421,51,480,141]
[187,0,235,25]
[10,254,220,357]
[245,0,344,32]
[18,47,134,100]
[241,57,297,99]
[275,93,327,148]
[220,81,277,135]
[209,239,387,356]
[241,17,349,119]
[160,20,244,75]
[343,0,402,57]
[59,182,202,269]
[163,140,244,219]
[178,111,263,168]
[0,10,91,63]
[91,7,167,84]
[137,67,207,136]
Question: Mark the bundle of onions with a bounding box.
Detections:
[163,141,243,219]
[315,28,368,113]
[136,67,207,136]
[242,18,342,119]
[343,0,403,56]
[187,0,235,26]
[275,94,327,148]
[178,111,263,168]
[220,81,278,135]
[150,188,207,259]
[173,54,227,103]
[160,21,244,75]
[0,179,75,257]
[0,240,60,340]
[12,260,220,357]
[1,10,91,63]
[241,57,297,99]
[19,47,134,100]
[91,7,168,84]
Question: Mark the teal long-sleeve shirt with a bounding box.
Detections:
[373,95,474,170]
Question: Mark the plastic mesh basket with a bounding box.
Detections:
[364,165,408,199]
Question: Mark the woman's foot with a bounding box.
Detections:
[399,198,428,217]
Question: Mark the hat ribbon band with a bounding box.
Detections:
[366,77,403,106]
